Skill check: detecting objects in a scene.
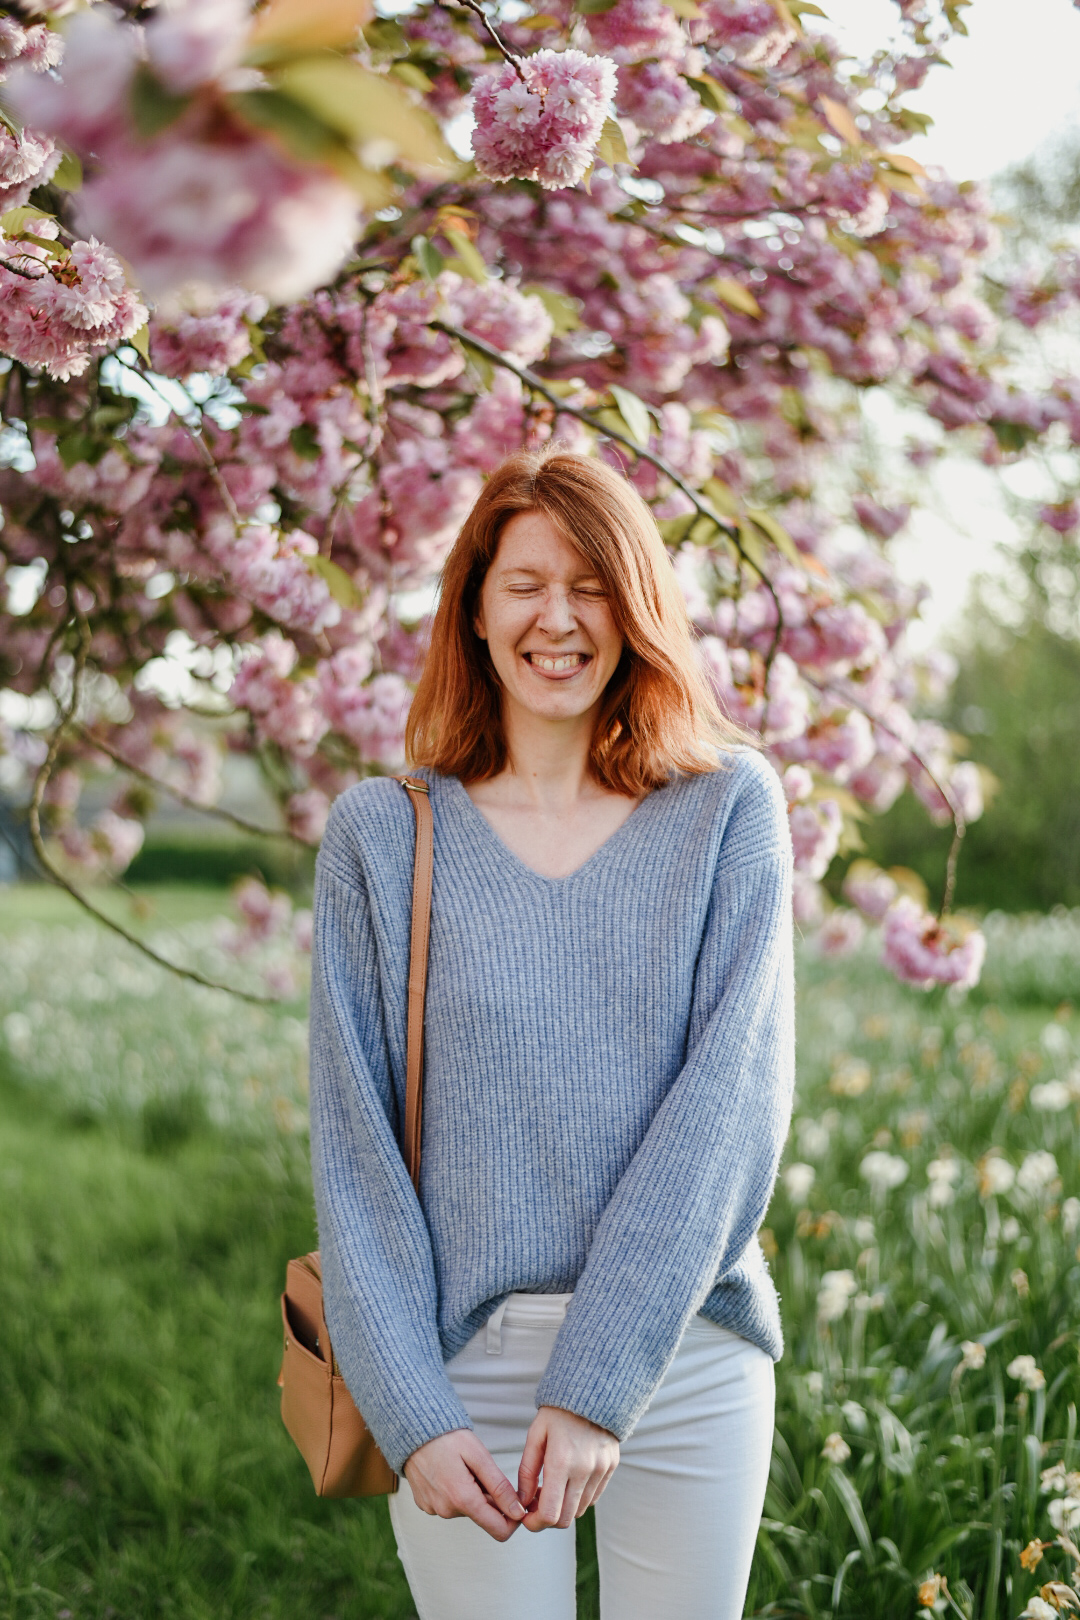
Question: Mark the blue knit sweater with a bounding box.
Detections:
[309,749,795,1474]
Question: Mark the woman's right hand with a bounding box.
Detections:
[403,1429,527,1542]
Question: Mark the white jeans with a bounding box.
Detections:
[389,1294,775,1620]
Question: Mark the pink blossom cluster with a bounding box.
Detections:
[56,809,145,879]
[220,874,313,997]
[881,897,986,991]
[151,290,269,379]
[842,860,899,922]
[0,225,146,380]
[788,798,842,881]
[6,4,363,301]
[585,0,685,62]
[320,668,411,768]
[0,13,63,209]
[363,272,554,390]
[204,522,341,636]
[229,635,328,758]
[471,50,617,189]
[816,908,865,959]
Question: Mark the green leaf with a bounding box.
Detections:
[271,56,453,171]
[656,512,698,545]
[702,476,741,517]
[362,18,409,55]
[596,116,633,169]
[575,0,620,14]
[1,205,55,237]
[129,324,151,365]
[989,418,1039,453]
[688,514,722,547]
[746,507,804,567]
[443,228,486,283]
[52,150,82,192]
[687,75,729,113]
[736,517,767,578]
[610,385,653,448]
[57,433,102,469]
[306,553,366,608]
[828,1470,875,1564]
[91,403,134,430]
[786,0,827,13]
[246,0,371,59]
[710,276,762,318]
[390,60,433,93]
[516,12,562,25]
[289,423,322,461]
[130,65,192,139]
[14,233,63,258]
[523,283,582,335]
[658,0,703,17]
[411,235,445,282]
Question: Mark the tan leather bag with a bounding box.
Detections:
[278,775,433,1498]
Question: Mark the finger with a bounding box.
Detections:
[463,1443,526,1523]
[576,1467,606,1515]
[455,1475,521,1542]
[523,1465,567,1532]
[517,1418,548,1508]
[557,1474,588,1529]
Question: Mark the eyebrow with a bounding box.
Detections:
[498,567,604,582]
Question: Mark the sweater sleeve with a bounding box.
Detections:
[308,853,474,1474]
[534,756,795,1439]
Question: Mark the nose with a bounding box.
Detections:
[534,585,576,638]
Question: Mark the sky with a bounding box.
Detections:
[801,0,1080,646]
[810,0,1080,184]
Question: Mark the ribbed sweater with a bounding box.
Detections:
[309,748,795,1475]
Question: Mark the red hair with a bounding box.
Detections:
[406,450,752,795]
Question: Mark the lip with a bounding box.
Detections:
[521,650,592,680]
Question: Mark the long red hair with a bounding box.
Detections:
[405,450,751,795]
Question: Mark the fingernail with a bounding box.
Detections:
[510,1501,526,1518]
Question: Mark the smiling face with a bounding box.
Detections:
[473,509,625,732]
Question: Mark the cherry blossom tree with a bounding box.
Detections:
[1,0,1071,992]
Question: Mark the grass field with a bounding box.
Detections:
[3,884,1080,1618]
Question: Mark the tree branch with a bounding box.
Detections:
[444,0,529,84]
[74,723,304,844]
[804,671,965,919]
[28,622,281,1004]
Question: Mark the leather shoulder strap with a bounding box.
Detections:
[398,777,433,1193]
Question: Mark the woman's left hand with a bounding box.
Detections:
[516,1406,620,1531]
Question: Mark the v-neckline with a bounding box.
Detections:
[443,773,660,887]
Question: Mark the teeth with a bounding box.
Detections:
[528,653,586,672]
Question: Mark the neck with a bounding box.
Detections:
[498,702,600,810]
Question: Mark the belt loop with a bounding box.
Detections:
[486,1298,510,1355]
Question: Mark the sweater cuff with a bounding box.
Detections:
[365,1375,475,1476]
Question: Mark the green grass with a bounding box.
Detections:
[0,882,234,933]
[0,1072,412,1620]
[2,904,1080,1617]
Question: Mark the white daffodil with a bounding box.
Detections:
[1017,1150,1059,1197]
[977,1153,1015,1198]
[859,1151,909,1196]
[1006,1354,1046,1391]
[927,1156,961,1207]
[783,1162,816,1202]
[821,1432,851,1464]
[817,1269,858,1322]
[1031,1080,1072,1112]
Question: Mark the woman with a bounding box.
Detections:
[309,450,795,1620]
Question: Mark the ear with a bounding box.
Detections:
[473,599,487,641]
